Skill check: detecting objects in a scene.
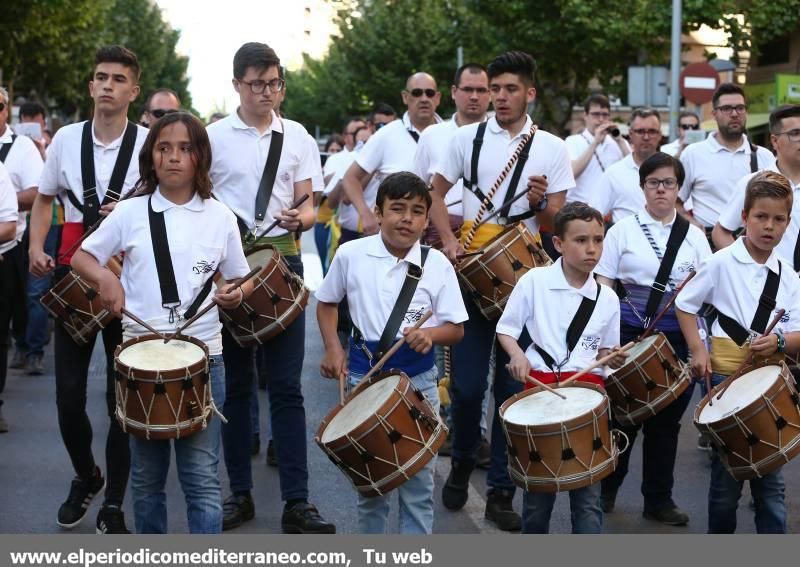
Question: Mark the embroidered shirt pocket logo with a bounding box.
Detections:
[192,260,216,275]
[581,336,600,352]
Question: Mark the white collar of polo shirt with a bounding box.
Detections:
[548,257,598,299]
[230,109,284,137]
[621,153,639,170]
[91,121,127,149]
[150,186,205,213]
[731,236,781,274]
[638,207,677,227]
[402,111,443,135]
[366,233,424,268]
[0,125,13,142]
[707,132,751,154]
[487,114,533,140]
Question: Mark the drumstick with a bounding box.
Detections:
[639,270,697,340]
[455,250,485,260]
[245,194,310,251]
[714,308,786,402]
[557,340,638,388]
[338,374,345,406]
[120,307,170,341]
[524,374,567,400]
[474,185,535,229]
[163,265,262,343]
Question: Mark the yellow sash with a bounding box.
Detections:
[316,199,335,223]
[710,336,784,376]
[459,220,505,252]
[252,232,298,257]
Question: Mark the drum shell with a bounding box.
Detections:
[456,223,551,320]
[694,361,800,480]
[315,371,447,497]
[114,334,212,440]
[221,244,309,346]
[41,270,116,345]
[500,382,618,493]
[606,333,690,426]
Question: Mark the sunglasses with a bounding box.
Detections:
[679,123,700,130]
[150,108,179,119]
[408,88,437,99]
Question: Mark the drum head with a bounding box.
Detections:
[697,365,781,424]
[624,334,659,358]
[118,338,206,371]
[504,387,605,426]
[321,375,401,443]
[246,247,275,272]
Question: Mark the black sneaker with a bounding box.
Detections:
[57,468,105,528]
[485,489,521,532]
[476,437,491,470]
[96,505,130,534]
[281,501,336,534]
[266,440,278,467]
[643,506,689,526]
[222,493,255,531]
[442,459,474,511]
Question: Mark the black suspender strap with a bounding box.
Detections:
[407,129,420,143]
[501,132,537,223]
[253,130,284,228]
[0,134,17,162]
[106,122,139,204]
[535,282,601,374]
[749,143,758,174]
[374,246,431,359]
[642,214,691,323]
[717,263,781,346]
[794,230,800,272]
[463,122,492,208]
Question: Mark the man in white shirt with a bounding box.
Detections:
[139,88,181,128]
[565,93,630,204]
[0,161,19,434]
[678,83,775,235]
[661,111,701,158]
[29,45,148,535]
[590,108,662,223]
[712,104,800,264]
[341,72,442,239]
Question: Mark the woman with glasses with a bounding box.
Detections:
[594,152,712,527]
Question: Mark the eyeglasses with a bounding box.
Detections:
[714,104,747,115]
[149,108,179,119]
[775,128,800,143]
[407,88,437,98]
[239,78,285,95]
[589,111,611,119]
[456,86,489,95]
[644,177,678,190]
[630,128,661,137]
[679,123,700,130]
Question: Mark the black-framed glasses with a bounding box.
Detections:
[456,86,489,95]
[407,88,437,98]
[631,128,661,137]
[149,108,179,119]
[714,104,747,114]
[775,128,800,142]
[240,78,285,94]
[644,177,678,190]
[679,123,700,130]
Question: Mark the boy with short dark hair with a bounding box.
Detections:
[496,201,627,533]
[316,171,467,533]
[676,171,800,534]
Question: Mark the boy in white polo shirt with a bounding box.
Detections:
[316,171,468,534]
[71,113,251,533]
[496,201,627,533]
[676,171,800,533]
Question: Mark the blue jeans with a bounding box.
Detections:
[130,355,225,534]
[314,222,331,275]
[707,372,786,533]
[522,482,603,533]
[450,296,525,494]
[17,225,59,356]
[348,366,439,534]
[222,255,308,501]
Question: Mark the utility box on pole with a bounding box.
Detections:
[628,66,669,107]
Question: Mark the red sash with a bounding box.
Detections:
[524,370,605,390]
[57,222,85,266]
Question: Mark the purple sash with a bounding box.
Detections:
[619,283,680,332]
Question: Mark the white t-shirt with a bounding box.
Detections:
[0,162,18,253]
[0,127,44,241]
[496,259,621,376]
[436,115,574,235]
[596,208,712,286]
[81,188,250,354]
[415,117,473,214]
[38,121,148,223]
[716,163,800,268]
[207,110,315,236]
[564,129,628,204]
[315,234,468,340]
[306,135,325,194]
[588,154,646,223]
[323,147,350,179]
[679,133,776,227]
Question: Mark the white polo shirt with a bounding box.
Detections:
[660,139,681,157]
[716,163,800,268]
[0,162,18,254]
[679,133,775,227]
[436,115,574,235]
[357,112,436,180]
[588,154,646,223]
[328,147,363,232]
[207,110,315,236]
[306,134,325,193]
[496,259,621,376]
[38,121,148,223]
[415,117,473,214]
[564,129,628,204]
[0,126,44,242]
[315,234,468,340]
[81,188,250,354]
[323,147,349,179]
[596,208,712,287]
[675,237,800,339]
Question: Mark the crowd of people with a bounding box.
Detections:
[1,40,800,537]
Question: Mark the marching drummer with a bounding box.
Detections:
[316,172,467,534]
[594,152,712,525]
[676,171,800,533]
[497,201,627,534]
[71,112,251,533]
[429,50,574,530]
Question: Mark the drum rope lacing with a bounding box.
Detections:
[42,275,113,345]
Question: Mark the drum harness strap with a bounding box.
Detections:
[148,195,215,324]
[65,120,139,230]
[352,246,431,366]
[614,213,690,328]
[713,263,781,347]
[463,122,536,224]
[534,282,601,381]
[0,134,17,163]
[237,127,284,243]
